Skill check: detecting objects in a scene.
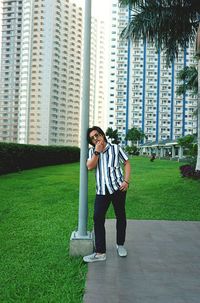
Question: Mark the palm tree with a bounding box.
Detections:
[125,127,146,146]
[119,0,200,171]
[177,65,198,117]
[177,66,198,96]
[106,127,120,144]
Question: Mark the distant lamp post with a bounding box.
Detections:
[69,0,94,256]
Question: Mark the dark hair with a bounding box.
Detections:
[87,126,107,146]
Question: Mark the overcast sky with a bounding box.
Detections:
[77,0,111,22]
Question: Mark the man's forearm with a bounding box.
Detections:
[87,154,99,170]
[124,160,131,183]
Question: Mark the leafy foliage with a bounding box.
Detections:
[177,135,197,166]
[176,66,198,96]
[119,0,199,65]
[125,145,139,155]
[106,127,120,144]
[178,134,196,147]
[125,127,146,145]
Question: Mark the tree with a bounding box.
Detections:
[178,134,197,165]
[125,144,139,156]
[177,65,198,96]
[176,64,198,116]
[119,0,200,171]
[125,127,146,146]
[106,127,120,144]
[176,65,198,117]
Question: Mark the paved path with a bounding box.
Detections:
[84,219,200,303]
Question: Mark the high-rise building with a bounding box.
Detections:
[0,0,23,143]
[108,0,197,144]
[0,1,3,66]
[0,0,83,146]
[89,18,107,130]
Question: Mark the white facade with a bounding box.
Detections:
[27,0,83,146]
[107,1,130,140]
[18,0,33,143]
[89,18,107,130]
[0,0,23,142]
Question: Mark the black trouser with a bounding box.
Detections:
[93,189,127,253]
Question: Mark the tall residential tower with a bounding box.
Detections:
[0,0,83,146]
[0,0,23,142]
[89,18,107,129]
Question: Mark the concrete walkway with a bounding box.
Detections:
[84,219,200,303]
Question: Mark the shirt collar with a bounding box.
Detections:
[103,143,110,153]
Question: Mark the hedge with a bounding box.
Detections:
[0,142,80,175]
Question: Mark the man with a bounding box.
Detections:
[83,126,131,263]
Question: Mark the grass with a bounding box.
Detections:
[0,163,86,303]
[112,157,200,221]
[0,157,200,302]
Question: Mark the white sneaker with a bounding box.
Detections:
[83,253,106,263]
[116,245,127,257]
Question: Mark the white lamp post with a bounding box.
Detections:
[69,0,94,256]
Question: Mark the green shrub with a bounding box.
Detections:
[0,142,80,175]
[125,145,139,155]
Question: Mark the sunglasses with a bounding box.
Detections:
[90,132,102,141]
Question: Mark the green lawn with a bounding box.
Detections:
[117,157,200,221]
[0,157,200,302]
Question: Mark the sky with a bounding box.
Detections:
[0,1,2,63]
[77,0,111,21]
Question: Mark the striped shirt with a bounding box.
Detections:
[88,143,129,195]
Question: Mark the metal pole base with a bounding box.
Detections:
[69,231,94,256]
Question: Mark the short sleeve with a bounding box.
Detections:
[118,145,128,164]
[88,148,94,160]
